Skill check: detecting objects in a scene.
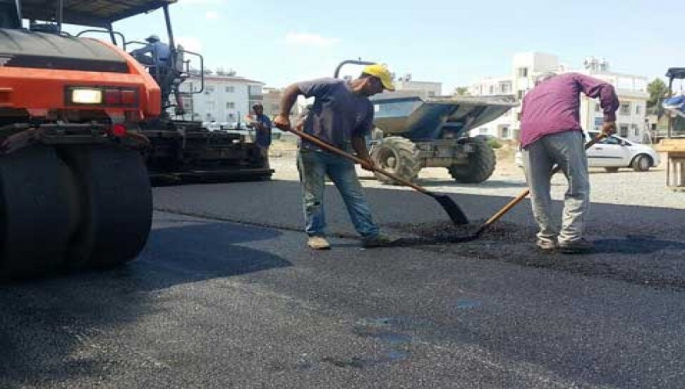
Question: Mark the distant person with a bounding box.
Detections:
[273,64,398,250]
[246,103,272,168]
[520,72,619,254]
[130,34,170,75]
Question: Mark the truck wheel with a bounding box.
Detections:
[448,137,496,183]
[632,154,651,172]
[370,136,421,184]
[0,146,77,279]
[60,144,152,269]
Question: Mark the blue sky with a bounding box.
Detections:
[112,0,685,92]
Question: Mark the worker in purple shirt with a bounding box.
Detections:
[520,72,619,254]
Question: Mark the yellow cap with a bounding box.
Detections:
[362,63,395,91]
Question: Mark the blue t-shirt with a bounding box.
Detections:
[254,114,272,148]
[296,78,374,151]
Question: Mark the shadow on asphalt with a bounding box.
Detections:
[0,219,290,387]
[593,236,685,254]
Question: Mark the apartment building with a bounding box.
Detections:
[468,53,649,143]
[178,70,264,125]
[387,74,442,99]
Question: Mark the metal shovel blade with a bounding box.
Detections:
[431,193,469,225]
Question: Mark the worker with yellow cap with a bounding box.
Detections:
[273,63,397,250]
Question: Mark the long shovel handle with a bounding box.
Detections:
[283,127,431,194]
[475,133,607,236]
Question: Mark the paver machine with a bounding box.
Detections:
[70,0,272,184]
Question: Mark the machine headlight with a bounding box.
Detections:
[71,88,103,104]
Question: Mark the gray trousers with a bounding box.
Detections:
[522,131,589,244]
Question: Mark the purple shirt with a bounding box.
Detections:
[520,72,619,148]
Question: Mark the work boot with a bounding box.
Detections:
[361,234,400,248]
[307,236,331,250]
[536,238,558,252]
[558,238,594,254]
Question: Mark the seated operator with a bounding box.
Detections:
[129,34,170,77]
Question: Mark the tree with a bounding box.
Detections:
[647,78,668,115]
[454,87,470,96]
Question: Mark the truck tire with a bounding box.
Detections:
[0,146,77,279]
[448,137,496,183]
[60,144,152,269]
[369,137,421,184]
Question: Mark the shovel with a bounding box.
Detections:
[281,127,470,225]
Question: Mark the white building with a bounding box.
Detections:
[387,74,442,99]
[178,71,264,125]
[468,53,649,143]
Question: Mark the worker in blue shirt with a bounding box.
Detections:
[246,103,273,168]
[130,34,171,77]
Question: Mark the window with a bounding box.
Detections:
[517,67,528,77]
[489,85,494,94]
[500,126,510,138]
[248,85,262,96]
[632,124,639,136]
[517,90,524,100]
[225,86,235,93]
[205,86,215,93]
[635,104,641,115]
[595,103,600,112]
[226,102,235,109]
[601,136,621,145]
[619,124,629,137]
[619,103,631,115]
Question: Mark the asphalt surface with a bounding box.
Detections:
[1,175,685,388]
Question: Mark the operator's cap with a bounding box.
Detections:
[362,64,395,91]
[146,34,160,42]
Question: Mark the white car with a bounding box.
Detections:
[515,132,661,172]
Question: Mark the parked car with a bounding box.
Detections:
[515,132,661,172]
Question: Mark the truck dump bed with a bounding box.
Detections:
[372,95,517,141]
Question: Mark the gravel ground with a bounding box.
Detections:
[267,142,684,210]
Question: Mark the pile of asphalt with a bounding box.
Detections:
[388,220,536,247]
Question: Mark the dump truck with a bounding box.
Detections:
[0,0,269,278]
[370,95,518,184]
[334,60,517,184]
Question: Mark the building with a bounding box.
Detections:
[261,87,283,118]
[468,53,650,143]
[387,74,442,99]
[178,70,264,125]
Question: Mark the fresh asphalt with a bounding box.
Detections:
[1,177,685,388]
